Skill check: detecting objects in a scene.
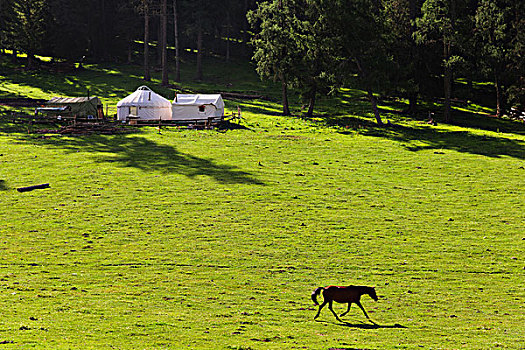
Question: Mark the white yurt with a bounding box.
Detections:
[117,86,172,121]
[172,94,225,121]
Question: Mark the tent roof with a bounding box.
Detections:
[47,96,101,105]
[117,86,171,108]
[173,94,224,108]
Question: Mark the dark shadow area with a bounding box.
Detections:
[329,348,376,350]
[0,180,7,190]
[0,65,140,101]
[449,109,525,135]
[217,120,251,131]
[313,112,525,160]
[355,123,525,160]
[317,320,407,330]
[0,57,169,105]
[239,100,285,117]
[322,114,379,130]
[377,97,525,136]
[328,348,376,350]
[236,97,525,161]
[338,322,407,329]
[22,132,264,185]
[306,84,525,137]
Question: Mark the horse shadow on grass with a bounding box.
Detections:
[316,320,408,330]
[25,131,264,185]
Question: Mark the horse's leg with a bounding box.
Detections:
[328,301,343,322]
[356,301,376,323]
[314,300,327,319]
[340,303,352,317]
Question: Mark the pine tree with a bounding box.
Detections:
[9,0,46,69]
[135,0,153,81]
[161,0,169,86]
[315,0,391,125]
[415,0,472,122]
[475,0,509,117]
[173,0,181,81]
[501,0,524,112]
[248,0,305,115]
[383,0,424,114]
[0,0,15,53]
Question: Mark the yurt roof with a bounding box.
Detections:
[173,94,224,108]
[117,86,171,108]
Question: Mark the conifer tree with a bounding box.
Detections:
[315,0,390,125]
[415,0,472,122]
[248,0,305,115]
[475,0,509,117]
[8,0,46,69]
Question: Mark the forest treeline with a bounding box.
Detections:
[0,0,523,122]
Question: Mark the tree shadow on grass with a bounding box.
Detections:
[361,123,524,160]
[0,180,7,190]
[330,114,525,160]
[29,132,264,185]
[450,109,525,135]
[239,100,284,117]
[0,59,171,104]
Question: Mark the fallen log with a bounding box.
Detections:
[220,92,266,100]
[16,183,50,192]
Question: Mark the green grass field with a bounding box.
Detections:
[0,56,524,349]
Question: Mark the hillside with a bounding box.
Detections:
[0,57,524,349]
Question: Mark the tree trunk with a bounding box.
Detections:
[466,76,473,99]
[243,0,250,56]
[225,12,231,62]
[443,66,452,122]
[196,25,203,81]
[281,75,290,116]
[26,53,36,70]
[161,0,169,86]
[173,0,180,81]
[495,71,504,117]
[355,56,384,125]
[408,0,419,115]
[157,19,163,66]
[144,13,151,81]
[100,0,107,60]
[367,90,384,125]
[127,33,133,64]
[306,86,317,118]
[443,1,456,123]
[443,40,452,122]
[408,93,418,114]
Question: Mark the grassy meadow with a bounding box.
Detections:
[0,55,524,349]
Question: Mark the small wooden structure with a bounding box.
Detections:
[36,96,104,120]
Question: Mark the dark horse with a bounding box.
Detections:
[311,285,378,323]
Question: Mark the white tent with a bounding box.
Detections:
[172,94,225,121]
[117,86,172,121]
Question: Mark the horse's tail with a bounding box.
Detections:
[311,287,324,305]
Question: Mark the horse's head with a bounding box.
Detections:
[368,287,378,301]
